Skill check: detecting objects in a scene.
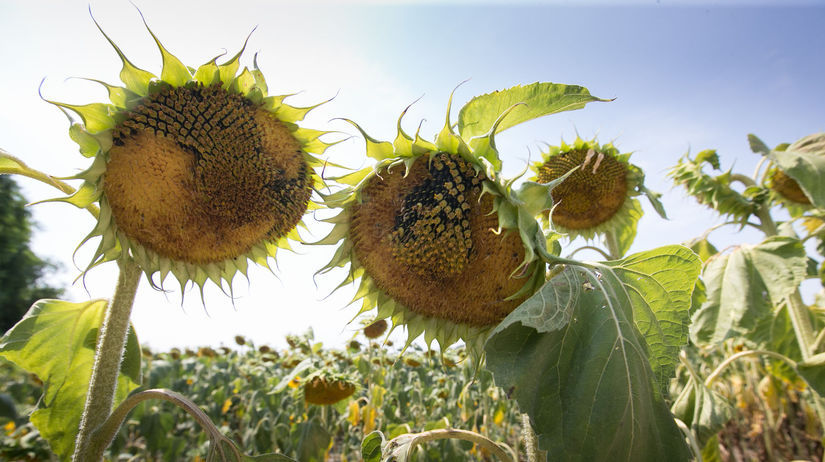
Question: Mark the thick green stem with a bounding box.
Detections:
[72,259,141,462]
[521,413,544,462]
[603,229,622,260]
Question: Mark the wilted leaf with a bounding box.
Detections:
[691,236,808,345]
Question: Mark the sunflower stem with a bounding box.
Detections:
[521,413,544,462]
[72,258,141,462]
[603,229,622,260]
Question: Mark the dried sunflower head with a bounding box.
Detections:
[45,15,333,292]
[531,137,663,256]
[317,91,549,356]
[302,369,358,406]
[363,319,388,339]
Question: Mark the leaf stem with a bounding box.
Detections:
[72,258,141,462]
[566,245,611,260]
[94,389,243,462]
[402,428,514,462]
[521,413,544,462]
[704,349,797,388]
[674,418,703,462]
[603,229,622,260]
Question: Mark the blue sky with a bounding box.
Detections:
[1,1,823,351]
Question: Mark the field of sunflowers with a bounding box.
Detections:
[2,326,823,461]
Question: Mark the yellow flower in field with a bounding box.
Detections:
[46,14,334,292]
[287,375,302,389]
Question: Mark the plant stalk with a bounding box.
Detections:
[72,258,141,462]
[404,428,514,462]
[603,229,622,260]
[521,412,544,462]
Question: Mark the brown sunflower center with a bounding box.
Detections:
[104,83,311,264]
[769,169,810,205]
[304,377,356,405]
[536,148,628,230]
[350,153,530,327]
[390,153,482,278]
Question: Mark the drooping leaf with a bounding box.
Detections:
[602,245,701,393]
[486,264,691,462]
[457,82,609,139]
[670,376,734,447]
[292,417,331,462]
[691,236,808,345]
[747,133,771,156]
[798,352,825,396]
[768,132,825,208]
[0,299,141,460]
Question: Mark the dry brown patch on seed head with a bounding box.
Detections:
[350,153,528,327]
[769,169,810,205]
[304,377,356,405]
[363,319,388,339]
[104,84,311,264]
[536,148,628,230]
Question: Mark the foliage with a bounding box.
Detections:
[0,176,63,333]
[1,8,823,461]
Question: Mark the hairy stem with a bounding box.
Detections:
[72,259,141,462]
[521,413,544,462]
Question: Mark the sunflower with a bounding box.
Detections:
[43,16,333,292]
[303,373,358,406]
[317,92,548,356]
[530,137,662,256]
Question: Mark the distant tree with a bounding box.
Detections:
[0,176,63,333]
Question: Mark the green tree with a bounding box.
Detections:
[0,175,63,333]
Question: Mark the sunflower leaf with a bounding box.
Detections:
[600,245,701,393]
[0,299,141,460]
[457,82,609,139]
[485,259,692,462]
[691,236,808,345]
[768,132,825,208]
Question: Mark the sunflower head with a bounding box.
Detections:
[317,89,549,357]
[302,371,358,406]
[362,319,389,339]
[531,137,662,255]
[44,14,334,292]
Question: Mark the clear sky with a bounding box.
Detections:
[1,1,823,351]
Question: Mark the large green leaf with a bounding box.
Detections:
[798,352,825,396]
[768,133,825,208]
[0,299,141,460]
[691,236,808,345]
[602,245,701,393]
[457,82,608,139]
[486,264,691,462]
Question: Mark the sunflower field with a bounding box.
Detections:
[2,4,825,462]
